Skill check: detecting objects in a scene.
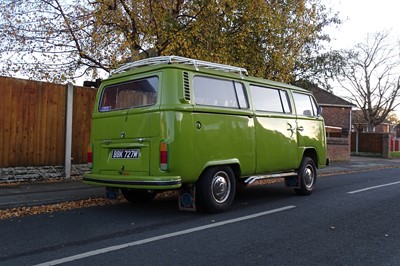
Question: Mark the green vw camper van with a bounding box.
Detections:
[83,56,328,213]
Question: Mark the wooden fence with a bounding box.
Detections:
[351,132,390,158]
[0,76,97,167]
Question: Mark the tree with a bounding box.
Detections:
[386,112,399,126]
[0,0,342,83]
[338,31,400,131]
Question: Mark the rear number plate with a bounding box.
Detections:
[111,149,140,159]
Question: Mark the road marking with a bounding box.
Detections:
[35,205,295,266]
[347,181,400,194]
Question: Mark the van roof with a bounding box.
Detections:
[110,56,308,93]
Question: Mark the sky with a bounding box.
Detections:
[321,0,400,115]
[322,0,400,49]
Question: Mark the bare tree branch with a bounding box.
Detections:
[338,31,400,130]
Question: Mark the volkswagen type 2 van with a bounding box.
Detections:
[83,56,328,213]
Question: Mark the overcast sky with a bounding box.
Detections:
[321,0,400,115]
[322,0,400,49]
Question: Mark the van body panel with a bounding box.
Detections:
[192,109,255,177]
[254,113,299,173]
[156,110,197,182]
[91,109,160,140]
[296,115,327,168]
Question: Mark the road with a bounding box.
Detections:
[1,168,400,266]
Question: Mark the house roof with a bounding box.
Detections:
[307,86,354,107]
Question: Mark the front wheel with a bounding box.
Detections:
[295,157,316,196]
[196,166,236,213]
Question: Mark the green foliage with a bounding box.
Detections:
[0,0,342,83]
[390,152,400,159]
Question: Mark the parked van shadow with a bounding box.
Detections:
[108,182,297,214]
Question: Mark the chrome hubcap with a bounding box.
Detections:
[304,165,315,189]
[211,171,231,203]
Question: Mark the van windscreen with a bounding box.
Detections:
[99,77,158,112]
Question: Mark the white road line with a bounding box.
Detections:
[35,205,295,266]
[347,181,400,194]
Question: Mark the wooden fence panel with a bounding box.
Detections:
[351,132,386,154]
[0,77,69,167]
[0,77,98,167]
[71,86,97,164]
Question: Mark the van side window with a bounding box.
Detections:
[99,77,158,112]
[293,92,316,117]
[193,76,247,109]
[250,85,291,113]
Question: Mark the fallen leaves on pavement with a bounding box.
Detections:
[0,196,126,220]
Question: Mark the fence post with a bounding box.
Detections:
[355,132,359,155]
[382,134,390,158]
[65,83,74,179]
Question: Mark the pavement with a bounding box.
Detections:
[0,156,399,210]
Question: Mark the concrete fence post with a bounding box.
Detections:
[65,83,74,179]
[382,134,390,159]
[355,132,359,155]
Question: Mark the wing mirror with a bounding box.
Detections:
[317,106,323,116]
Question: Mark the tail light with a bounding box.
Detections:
[87,144,93,168]
[160,141,168,171]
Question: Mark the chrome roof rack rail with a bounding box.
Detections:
[110,56,249,78]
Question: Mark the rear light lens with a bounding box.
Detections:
[87,144,93,168]
[160,141,168,171]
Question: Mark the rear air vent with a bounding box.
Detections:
[183,72,190,101]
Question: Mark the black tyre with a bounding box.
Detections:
[295,156,317,196]
[196,166,236,213]
[121,188,157,203]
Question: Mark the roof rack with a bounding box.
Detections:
[110,56,249,78]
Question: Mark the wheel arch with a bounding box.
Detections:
[302,148,318,168]
[200,159,241,179]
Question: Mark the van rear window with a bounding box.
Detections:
[99,77,158,112]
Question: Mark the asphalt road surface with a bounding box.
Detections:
[1,168,400,266]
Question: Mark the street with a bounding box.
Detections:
[1,167,400,266]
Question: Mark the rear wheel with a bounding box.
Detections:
[196,166,236,213]
[121,188,157,203]
[295,156,316,195]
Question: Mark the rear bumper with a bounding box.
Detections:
[83,173,182,190]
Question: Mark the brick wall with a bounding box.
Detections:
[0,164,90,183]
[327,137,350,161]
[322,106,351,131]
